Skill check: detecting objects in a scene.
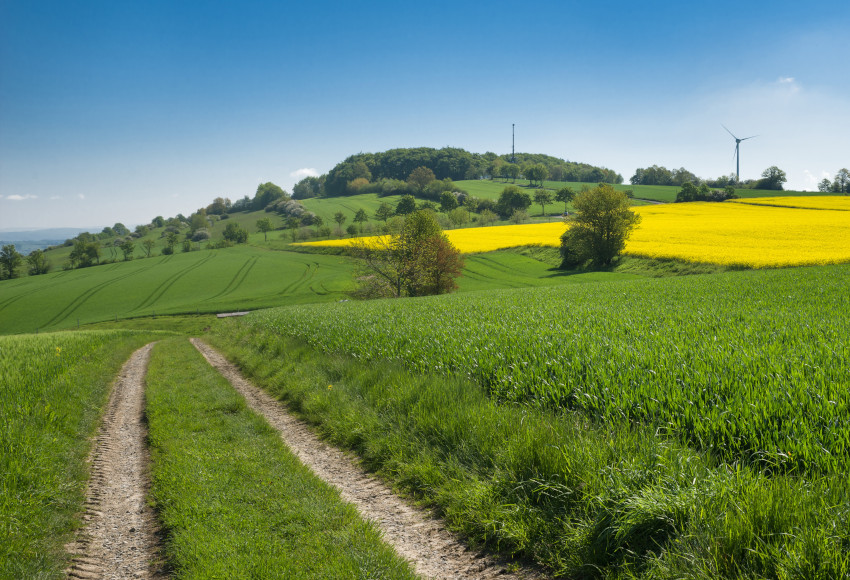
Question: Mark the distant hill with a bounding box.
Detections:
[0,227,98,254]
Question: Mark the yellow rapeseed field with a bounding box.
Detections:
[297,197,850,268]
[728,195,850,211]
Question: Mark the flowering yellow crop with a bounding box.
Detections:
[297,197,850,268]
[728,195,850,211]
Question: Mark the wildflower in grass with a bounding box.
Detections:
[55,347,61,356]
[328,384,333,389]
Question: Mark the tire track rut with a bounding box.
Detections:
[66,344,165,580]
[191,338,542,580]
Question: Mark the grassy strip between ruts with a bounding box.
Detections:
[144,337,417,579]
[0,330,167,579]
[208,327,850,579]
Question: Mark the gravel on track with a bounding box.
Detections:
[191,338,543,580]
[65,343,165,580]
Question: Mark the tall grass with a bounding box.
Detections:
[237,264,850,476]
[209,328,850,578]
[0,330,164,579]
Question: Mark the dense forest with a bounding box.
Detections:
[301,147,622,198]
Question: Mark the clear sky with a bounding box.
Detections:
[1,0,848,230]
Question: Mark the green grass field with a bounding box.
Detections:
[145,338,416,578]
[0,330,166,578]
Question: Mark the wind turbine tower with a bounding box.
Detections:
[722,125,757,183]
[511,124,516,163]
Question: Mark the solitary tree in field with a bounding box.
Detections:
[256,217,273,241]
[354,208,368,233]
[119,239,135,261]
[375,202,394,223]
[313,215,325,237]
[286,216,300,241]
[757,166,787,190]
[333,211,347,235]
[223,222,248,244]
[26,249,50,275]
[534,189,553,218]
[0,244,22,279]
[560,184,641,268]
[351,210,464,299]
[555,186,574,213]
[142,239,155,258]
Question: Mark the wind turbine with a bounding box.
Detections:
[722,125,758,183]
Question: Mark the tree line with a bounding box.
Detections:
[295,147,622,199]
[631,164,789,190]
[818,169,849,194]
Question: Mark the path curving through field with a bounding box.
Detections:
[191,338,541,580]
[66,344,165,580]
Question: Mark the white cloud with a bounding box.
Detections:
[50,195,62,200]
[778,76,795,84]
[6,194,38,201]
[290,168,319,179]
[78,193,85,200]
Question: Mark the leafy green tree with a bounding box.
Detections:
[207,197,231,215]
[439,191,458,213]
[253,182,287,210]
[333,211,347,233]
[396,195,417,215]
[510,209,529,224]
[152,216,165,228]
[834,168,849,193]
[163,232,179,254]
[534,189,553,217]
[407,166,436,192]
[448,207,470,228]
[560,184,641,267]
[135,224,149,236]
[555,186,574,213]
[375,202,394,223]
[293,176,324,199]
[525,163,549,187]
[286,216,300,241]
[756,166,787,190]
[325,160,372,195]
[479,209,498,226]
[119,239,135,261]
[819,178,834,192]
[313,215,325,236]
[189,212,208,234]
[346,224,358,237]
[142,239,155,258]
[26,249,50,275]
[504,163,521,183]
[351,210,464,298]
[112,222,129,236]
[223,222,248,243]
[0,244,23,279]
[495,185,532,219]
[256,217,274,241]
[354,208,368,232]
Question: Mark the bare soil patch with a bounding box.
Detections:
[191,338,542,580]
[66,343,165,579]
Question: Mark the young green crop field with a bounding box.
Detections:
[0,246,355,334]
[210,262,850,577]
[231,264,850,477]
[1,243,647,334]
[0,330,166,578]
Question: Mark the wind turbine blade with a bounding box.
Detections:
[721,124,737,139]
[740,135,758,141]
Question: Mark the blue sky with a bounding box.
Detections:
[1,0,848,229]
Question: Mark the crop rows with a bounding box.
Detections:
[241,264,850,475]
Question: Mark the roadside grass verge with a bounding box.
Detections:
[0,330,166,579]
[209,326,850,579]
[144,338,417,579]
